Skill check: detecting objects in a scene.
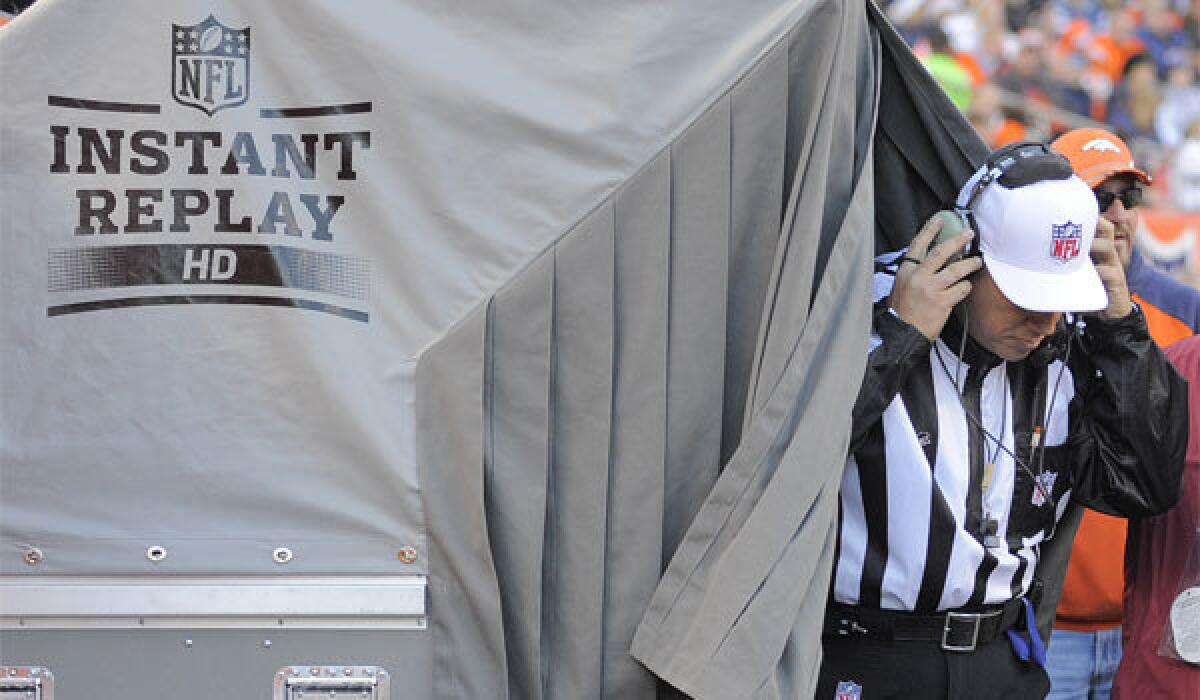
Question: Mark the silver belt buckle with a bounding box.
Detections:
[941,610,1001,652]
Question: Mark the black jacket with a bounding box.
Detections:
[853,302,1187,520]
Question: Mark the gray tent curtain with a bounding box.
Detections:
[415,1,1085,698]
[415,1,906,698]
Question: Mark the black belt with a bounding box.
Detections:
[824,598,1026,652]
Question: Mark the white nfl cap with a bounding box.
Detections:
[958,166,1106,312]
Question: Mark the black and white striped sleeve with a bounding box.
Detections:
[849,306,931,454]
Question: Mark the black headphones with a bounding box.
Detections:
[934,141,1075,262]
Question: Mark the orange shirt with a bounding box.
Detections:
[1055,509,1128,630]
[1140,293,1196,346]
[988,119,1028,149]
[1058,17,1145,84]
[1088,34,1146,83]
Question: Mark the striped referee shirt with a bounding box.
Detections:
[834,255,1075,612]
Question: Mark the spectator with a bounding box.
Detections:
[1112,334,1200,699]
[923,26,975,111]
[1045,48,1094,116]
[1137,0,1192,78]
[1084,9,1146,85]
[969,82,1030,147]
[1108,53,1164,143]
[1168,136,1200,210]
[973,25,1011,77]
[1048,127,1200,700]
[1184,0,1200,46]
[1067,9,1148,120]
[1155,62,1200,145]
[1059,0,1109,26]
[997,30,1052,103]
[1006,0,1052,32]
[886,0,961,46]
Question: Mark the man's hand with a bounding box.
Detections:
[1089,217,1134,320]
[889,214,984,340]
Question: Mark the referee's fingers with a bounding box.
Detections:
[932,255,983,286]
[925,229,974,271]
[945,278,973,305]
[908,214,945,260]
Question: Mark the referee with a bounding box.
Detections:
[815,143,1187,699]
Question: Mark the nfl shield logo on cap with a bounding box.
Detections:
[835,680,863,700]
[1050,221,1083,264]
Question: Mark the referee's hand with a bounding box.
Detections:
[889,214,983,341]
[1088,217,1133,321]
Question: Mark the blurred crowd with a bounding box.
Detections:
[888,0,1200,215]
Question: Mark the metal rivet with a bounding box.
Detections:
[21,547,44,566]
[273,547,293,564]
[146,546,167,562]
[397,546,417,564]
[309,667,321,675]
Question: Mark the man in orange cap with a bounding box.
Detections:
[1053,129,1200,346]
[1046,127,1200,699]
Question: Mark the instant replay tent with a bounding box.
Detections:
[0,1,1081,698]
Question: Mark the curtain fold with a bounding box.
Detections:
[416,305,506,699]
[662,101,732,563]
[486,253,555,699]
[545,204,618,698]
[602,152,673,698]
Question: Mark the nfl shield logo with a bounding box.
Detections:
[172,16,250,116]
[835,680,862,700]
[1049,221,1082,263]
[1032,471,1058,507]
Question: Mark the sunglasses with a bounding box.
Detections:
[1093,186,1143,212]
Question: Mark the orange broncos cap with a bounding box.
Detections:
[1051,128,1152,187]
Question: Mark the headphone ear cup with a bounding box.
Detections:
[933,209,970,264]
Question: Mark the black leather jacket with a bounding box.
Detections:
[852,303,1187,520]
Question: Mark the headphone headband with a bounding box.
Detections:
[961,142,1064,211]
[950,142,1073,260]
